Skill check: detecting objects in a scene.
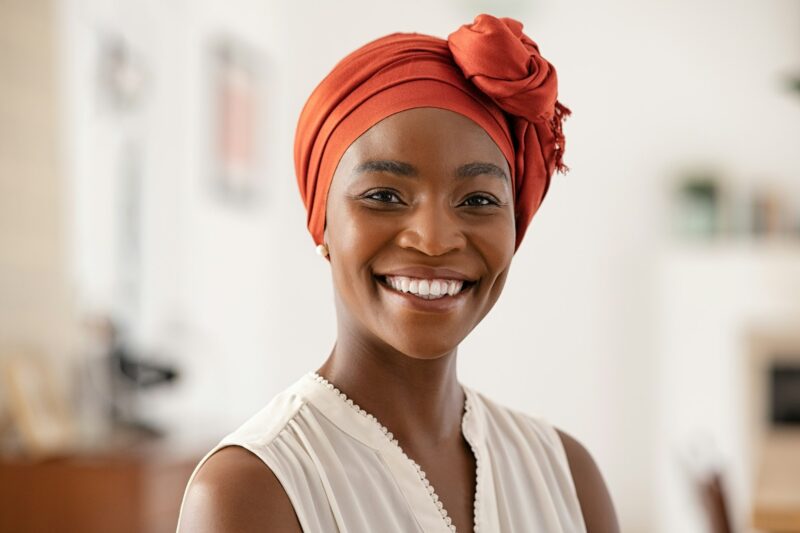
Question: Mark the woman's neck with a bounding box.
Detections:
[316,335,466,453]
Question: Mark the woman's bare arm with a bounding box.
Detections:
[556,429,620,533]
[178,445,303,533]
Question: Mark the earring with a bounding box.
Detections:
[316,243,329,258]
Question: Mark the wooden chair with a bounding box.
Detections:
[696,470,735,533]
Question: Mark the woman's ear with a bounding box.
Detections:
[317,226,331,263]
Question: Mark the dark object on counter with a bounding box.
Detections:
[102,319,179,438]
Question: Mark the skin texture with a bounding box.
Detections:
[179,108,620,533]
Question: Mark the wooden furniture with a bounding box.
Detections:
[0,440,203,533]
[752,433,800,532]
[697,471,734,533]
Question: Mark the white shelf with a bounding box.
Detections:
[661,236,800,256]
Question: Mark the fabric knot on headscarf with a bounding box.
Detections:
[448,15,571,175]
[294,13,570,251]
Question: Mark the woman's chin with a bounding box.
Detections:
[386,337,462,361]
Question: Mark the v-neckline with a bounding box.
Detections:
[305,372,482,533]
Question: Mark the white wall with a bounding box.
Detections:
[1,0,76,365]
[62,1,800,531]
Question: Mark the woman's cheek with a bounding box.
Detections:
[344,206,397,248]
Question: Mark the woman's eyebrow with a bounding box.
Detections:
[455,162,508,181]
[354,159,508,181]
[355,160,418,176]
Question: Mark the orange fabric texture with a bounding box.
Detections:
[294,14,570,250]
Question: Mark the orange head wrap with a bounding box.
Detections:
[294,14,570,251]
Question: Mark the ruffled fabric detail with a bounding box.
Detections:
[448,14,571,175]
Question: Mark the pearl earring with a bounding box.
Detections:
[316,243,329,257]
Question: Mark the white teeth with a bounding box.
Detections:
[418,280,430,296]
[383,275,467,299]
[409,279,419,293]
[430,281,441,296]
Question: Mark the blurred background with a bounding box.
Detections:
[1,0,799,531]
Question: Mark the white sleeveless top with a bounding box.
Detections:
[177,372,586,532]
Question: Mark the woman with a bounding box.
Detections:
[178,14,619,533]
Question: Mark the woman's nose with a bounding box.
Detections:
[395,201,467,256]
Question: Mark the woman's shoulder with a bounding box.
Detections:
[553,429,620,532]
[465,386,620,532]
[177,376,317,533]
[464,385,565,451]
[219,376,311,447]
[178,445,303,533]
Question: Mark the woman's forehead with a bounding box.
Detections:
[339,108,511,175]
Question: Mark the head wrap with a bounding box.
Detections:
[294,14,570,251]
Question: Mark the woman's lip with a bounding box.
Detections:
[374,266,476,282]
[375,275,473,313]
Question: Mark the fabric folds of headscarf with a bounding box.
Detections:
[294,14,570,250]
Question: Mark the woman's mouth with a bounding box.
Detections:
[375,275,476,300]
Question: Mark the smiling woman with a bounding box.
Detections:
[326,108,515,359]
[177,14,618,533]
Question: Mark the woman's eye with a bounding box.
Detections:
[462,194,498,207]
[364,189,402,204]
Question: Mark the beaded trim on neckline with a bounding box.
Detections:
[308,372,481,533]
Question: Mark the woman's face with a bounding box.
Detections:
[325,107,515,359]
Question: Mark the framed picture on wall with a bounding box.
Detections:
[209,36,266,205]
